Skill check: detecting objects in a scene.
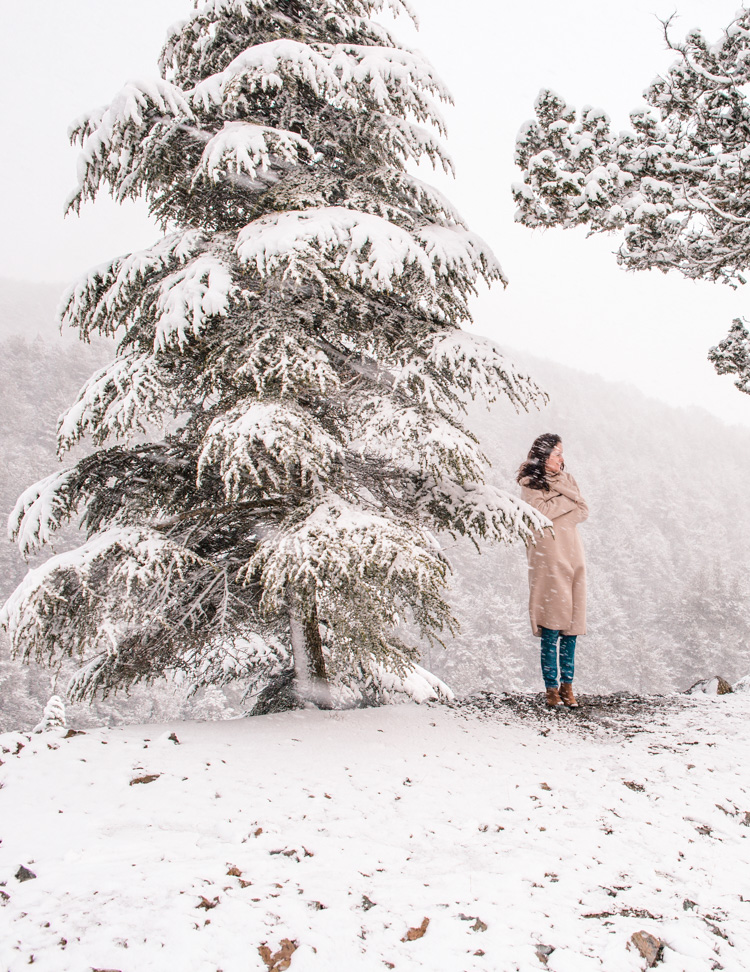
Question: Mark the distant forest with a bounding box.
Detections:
[1,283,748,729]
[437,358,750,696]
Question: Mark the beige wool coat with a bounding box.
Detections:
[521,471,588,637]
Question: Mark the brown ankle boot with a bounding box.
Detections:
[560,683,579,707]
[545,686,562,707]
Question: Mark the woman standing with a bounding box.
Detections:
[518,434,588,708]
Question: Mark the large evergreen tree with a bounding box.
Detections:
[2,0,544,710]
[513,10,750,395]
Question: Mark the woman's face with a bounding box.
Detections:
[545,442,564,474]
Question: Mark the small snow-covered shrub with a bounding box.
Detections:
[32,695,66,733]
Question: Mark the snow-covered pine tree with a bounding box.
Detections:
[32,695,66,733]
[2,0,545,710]
[512,10,750,395]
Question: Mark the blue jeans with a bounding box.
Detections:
[540,627,576,688]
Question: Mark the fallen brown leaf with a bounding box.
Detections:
[402,917,430,942]
[129,774,160,786]
[196,896,219,910]
[258,938,298,971]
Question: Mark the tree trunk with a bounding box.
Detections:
[289,593,328,706]
[303,598,327,682]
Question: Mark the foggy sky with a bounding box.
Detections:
[3,0,750,427]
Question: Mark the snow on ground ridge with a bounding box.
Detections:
[1,694,749,971]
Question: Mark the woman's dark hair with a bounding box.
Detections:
[516,433,562,490]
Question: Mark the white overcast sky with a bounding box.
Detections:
[3,0,750,427]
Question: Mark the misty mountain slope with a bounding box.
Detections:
[0,274,748,725]
[429,352,750,696]
[0,304,227,731]
[2,695,749,972]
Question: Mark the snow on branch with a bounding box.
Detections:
[371,661,453,703]
[154,254,234,350]
[394,331,545,412]
[370,115,454,173]
[191,0,418,25]
[249,496,448,626]
[419,225,505,285]
[237,206,429,285]
[362,0,419,27]
[235,207,501,310]
[195,121,317,185]
[193,0,268,17]
[68,79,194,210]
[57,352,167,452]
[8,470,78,558]
[418,479,548,547]
[198,402,343,500]
[0,528,203,666]
[514,10,750,286]
[234,330,340,398]
[188,632,291,690]
[69,78,193,144]
[191,39,355,111]
[191,39,447,129]
[59,231,205,340]
[394,171,465,225]
[709,318,750,395]
[330,43,450,125]
[352,399,486,484]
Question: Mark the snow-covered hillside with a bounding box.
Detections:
[2,695,749,971]
[1,277,750,724]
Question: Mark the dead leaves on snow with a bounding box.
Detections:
[196,895,220,910]
[402,916,429,941]
[129,774,161,786]
[226,863,252,888]
[535,944,555,965]
[258,938,298,971]
[269,846,314,863]
[458,913,488,932]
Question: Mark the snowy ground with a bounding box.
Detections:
[1,692,749,972]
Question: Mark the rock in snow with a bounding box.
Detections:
[629,930,664,967]
[685,676,734,696]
